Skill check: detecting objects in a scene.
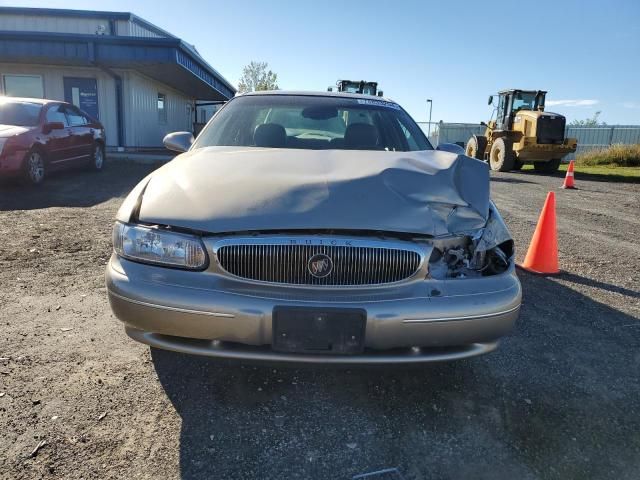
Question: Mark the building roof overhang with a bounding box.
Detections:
[0,31,236,100]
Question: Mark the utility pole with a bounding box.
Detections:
[426,99,433,137]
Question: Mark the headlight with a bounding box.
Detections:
[113,222,207,270]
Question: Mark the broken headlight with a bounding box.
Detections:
[429,239,512,279]
[112,222,207,270]
[428,204,514,279]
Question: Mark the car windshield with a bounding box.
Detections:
[193,94,433,151]
[0,100,42,126]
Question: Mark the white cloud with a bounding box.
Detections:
[546,99,599,107]
[621,101,640,109]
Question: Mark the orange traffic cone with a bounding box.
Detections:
[562,160,576,189]
[518,191,559,274]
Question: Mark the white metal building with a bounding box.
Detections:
[0,7,236,150]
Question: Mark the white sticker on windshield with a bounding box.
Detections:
[356,99,401,110]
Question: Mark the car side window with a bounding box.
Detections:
[65,107,86,127]
[45,105,69,126]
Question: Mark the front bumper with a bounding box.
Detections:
[106,254,521,363]
[0,149,27,178]
[517,137,578,161]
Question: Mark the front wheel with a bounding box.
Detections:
[23,149,46,186]
[465,135,487,160]
[533,158,561,174]
[90,143,106,171]
[489,137,515,172]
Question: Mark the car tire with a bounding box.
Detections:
[465,135,487,160]
[91,143,106,171]
[489,137,515,172]
[22,149,46,186]
[533,158,561,173]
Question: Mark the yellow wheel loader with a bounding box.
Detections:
[466,90,577,173]
[328,80,383,97]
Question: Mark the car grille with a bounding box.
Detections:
[215,241,423,286]
[537,115,566,144]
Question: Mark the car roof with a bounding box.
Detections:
[240,90,397,104]
[0,96,64,106]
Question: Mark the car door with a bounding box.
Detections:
[42,104,74,168]
[64,105,93,163]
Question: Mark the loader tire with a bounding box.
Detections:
[533,158,561,174]
[489,137,515,172]
[465,135,487,160]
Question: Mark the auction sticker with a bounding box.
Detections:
[355,99,401,110]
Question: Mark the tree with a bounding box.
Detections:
[570,111,607,126]
[238,61,279,93]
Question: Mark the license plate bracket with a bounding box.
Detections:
[272,307,366,355]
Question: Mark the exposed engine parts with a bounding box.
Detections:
[427,207,514,279]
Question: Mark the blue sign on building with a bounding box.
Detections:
[64,77,99,120]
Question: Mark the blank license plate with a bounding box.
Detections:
[272,307,366,355]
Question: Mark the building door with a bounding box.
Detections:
[63,77,99,120]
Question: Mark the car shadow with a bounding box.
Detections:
[490,176,537,185]
[151,272,640,479]
[0,162,159,211]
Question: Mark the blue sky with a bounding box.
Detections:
[3,0,640,124]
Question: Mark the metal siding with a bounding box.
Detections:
[0,62,118,147]
[128,21,163,38]
[124,71,193,147]
[418,123,485,147]
[0,13,110,34]
[114,19,164,38]
[565,125,640,160]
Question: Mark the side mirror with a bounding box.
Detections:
[488,95,493,105]
[163,131,194,153]
[480,121,487,127]
[436,143,465,155]
[42,122,65,134]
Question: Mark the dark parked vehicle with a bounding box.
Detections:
[0,96,106,185]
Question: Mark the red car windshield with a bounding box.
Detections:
[0,100,42,127]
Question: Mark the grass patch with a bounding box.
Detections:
[521,163,640,183]
[576,144,640,167]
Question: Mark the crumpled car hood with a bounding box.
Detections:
[136,146,490,237]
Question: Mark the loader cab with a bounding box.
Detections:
[331,80,383,97]
[489,90,546,131]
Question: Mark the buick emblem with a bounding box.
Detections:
[307,253,333,278]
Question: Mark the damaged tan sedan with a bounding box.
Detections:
[106,91,521,364]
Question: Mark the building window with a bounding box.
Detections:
[158,93,167,123]
[3,74,44,98]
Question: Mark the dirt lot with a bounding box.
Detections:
[1,161,639,480]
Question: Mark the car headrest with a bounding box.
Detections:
[344,123,379,149]
[254,123,286,148]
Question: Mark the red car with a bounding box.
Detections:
[0,97,106,185]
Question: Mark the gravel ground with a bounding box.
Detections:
[0,162,638,480]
